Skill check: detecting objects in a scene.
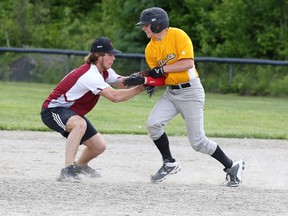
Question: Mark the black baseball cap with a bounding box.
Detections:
[90,37,121,54]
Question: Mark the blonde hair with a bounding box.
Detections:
[84,52,105,64]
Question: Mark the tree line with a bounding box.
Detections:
[1,0,287,60]
[0,0,288,96]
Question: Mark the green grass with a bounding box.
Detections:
[0,81,287,139]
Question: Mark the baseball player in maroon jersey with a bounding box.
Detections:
[124,7,245,187]
[41,37,144,181]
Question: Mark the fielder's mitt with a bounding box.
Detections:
[123,69,155,97]
[134,69,156,97]
[123,74,145,87]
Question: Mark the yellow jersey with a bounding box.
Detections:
[145,27,198,85]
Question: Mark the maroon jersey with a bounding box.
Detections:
[42,63,120,116]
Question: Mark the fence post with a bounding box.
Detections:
[66,54,71,74]
[229,63,233,84]
[140,58,145,71]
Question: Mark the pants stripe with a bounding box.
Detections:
[52,112,66,131]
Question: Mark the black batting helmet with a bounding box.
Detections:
[136,7,169,33]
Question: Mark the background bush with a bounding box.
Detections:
[0,0,287,96]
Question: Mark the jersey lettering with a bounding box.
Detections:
[158,53,176,66]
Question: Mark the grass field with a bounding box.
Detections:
[0,81,287,139]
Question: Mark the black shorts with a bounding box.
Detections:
[40,107,97,144]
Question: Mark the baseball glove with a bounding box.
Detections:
[123,69,150,87]
[135,69,156,97]
[123,74,145,87]
[123,69,155,97]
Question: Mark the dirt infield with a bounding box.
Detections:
[0,130,287,216]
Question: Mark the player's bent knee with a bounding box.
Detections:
[88,142,106,158]
[67,115,87,133]
[146,127,164,141]
[189,135,217,155]
[190,137,209,154]
[146,120,163,135]
[146,118,155,130]
[97,142,106,154]
[84,134,107,154]
[92,138,107,154]
[77,118,87,131]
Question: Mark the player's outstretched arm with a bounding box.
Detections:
[99,85,144,103]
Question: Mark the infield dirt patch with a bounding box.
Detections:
[0,131,287,216]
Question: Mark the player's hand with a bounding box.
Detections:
[144,85,155,97]
[123,75,145,87]
[149,66,165,78]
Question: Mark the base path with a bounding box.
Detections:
[0,131,287,216]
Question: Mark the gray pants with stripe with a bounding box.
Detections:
[146,78,217,156]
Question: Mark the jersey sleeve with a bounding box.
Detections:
[106,68,121,84]
[79,70,110,95]
[79,68,122,95]
[175,29,194,60]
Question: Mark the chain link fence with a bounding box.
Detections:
[1,47,288,96]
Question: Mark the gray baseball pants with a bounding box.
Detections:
[146,78,217,156]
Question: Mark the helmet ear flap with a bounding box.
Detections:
[137,7,169,33]
[150,16,169,33]
[150,21,163,33]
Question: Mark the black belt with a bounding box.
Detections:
[169,82,191,90]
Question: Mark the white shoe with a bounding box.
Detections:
[151,160,181,183]
[225,160,245,187]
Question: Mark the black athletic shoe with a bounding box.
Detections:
[57,165,81,182]
[151,160,181,183]
[74,164,101,178]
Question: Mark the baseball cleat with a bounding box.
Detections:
[74,164,101,178]
[225,160,245,187]
[57,165,82,182]
[151,160,181,183]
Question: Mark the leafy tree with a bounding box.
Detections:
[0,0,24,47]
[1,0,287,59]
[208,0,288,59]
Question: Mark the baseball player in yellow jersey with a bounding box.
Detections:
[145,27,198,85]
[124,7,245,187]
